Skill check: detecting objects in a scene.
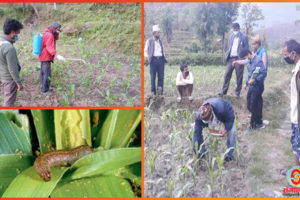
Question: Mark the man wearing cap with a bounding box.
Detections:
[39,22,61,95]
[193,98,236,162]
[220,23,249,98]
[0,18,24,106]
[144,25,167,96]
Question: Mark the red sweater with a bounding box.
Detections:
[39,28,58,62]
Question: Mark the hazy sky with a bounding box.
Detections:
[238,3,300,28]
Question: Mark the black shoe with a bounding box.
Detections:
[225,156,235,162]
[256,123,265,129]
[236,95,241,99]
[218,92,225,97]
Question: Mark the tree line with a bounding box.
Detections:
[145,3,265,57]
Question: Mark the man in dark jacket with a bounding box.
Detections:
[144,25,167,96]
[220,23,249,98]
[239,49,267,130]
[0,18,23,106]
[39,22,61,95]
[193,98,236,162]
[283,39,300,166]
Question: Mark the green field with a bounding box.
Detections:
[144,64,295,197]
[0,3,141,106]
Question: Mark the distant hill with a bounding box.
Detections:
[260,22,300,49]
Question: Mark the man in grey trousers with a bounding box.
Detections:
[220,23,249,98]
[0,18,24,106]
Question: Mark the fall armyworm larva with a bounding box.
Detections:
[34,145,92,181]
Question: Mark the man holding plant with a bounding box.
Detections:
[193,97,236,162]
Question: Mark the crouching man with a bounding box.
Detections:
[193,98,236,162]
[176,64,193,102]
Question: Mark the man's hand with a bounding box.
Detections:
[243,84,247,90]
[232,61,237,66]
[56,55,65,61]
[219,130,227,136]
[17,84,23,91]
[208,129,219,134]
[248,79,255,85]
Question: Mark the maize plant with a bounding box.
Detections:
[0,109,141,197]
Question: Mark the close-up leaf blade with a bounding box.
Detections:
[54,110,91,150]
[94,110,141,148]
[70,147,141,179]
[0,155,33,197]
[2,167,69,197]
[0,111,32,155]
[50,175,135,197]
[31,110,55,153]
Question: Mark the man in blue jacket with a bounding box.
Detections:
[220,23,249,98]
[239,48,267,130]
[193,98,236,162]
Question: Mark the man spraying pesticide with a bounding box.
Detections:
[33,24,87,96]
[34,22,62,96]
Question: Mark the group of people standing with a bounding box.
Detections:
[0,18,61,106]
[145,23,300,167]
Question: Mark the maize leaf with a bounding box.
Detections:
[31,110,55,153]
[54,110,91,150]
[51,175,135,197]
[2,167,68,197]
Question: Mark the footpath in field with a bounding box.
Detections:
[144,67,295,197]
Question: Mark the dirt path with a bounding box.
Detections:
[250,89,294,197]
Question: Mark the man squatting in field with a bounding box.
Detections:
[144,25,167,96]
[0,18,23,106]
[283,39,300,166]
[39,22,61,96]
[193,98,236,162]
[176,64,194,102]
[233,48,267,131]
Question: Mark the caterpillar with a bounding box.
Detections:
[34,145,92,181]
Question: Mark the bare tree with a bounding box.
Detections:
[241,3,264,36]
[31,4,40,18]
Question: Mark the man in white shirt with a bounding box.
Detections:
[220,23,249,98]
[176,64,193,102]
[283,39,300,166]
[144,25,167,96]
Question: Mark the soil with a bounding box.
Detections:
[144,84,295,197]
[0,45,140,107]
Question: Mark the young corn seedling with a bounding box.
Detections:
[215,147,234,196]
[148,148,158,177]
[203,158,218,197]
[167,180,173,197]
